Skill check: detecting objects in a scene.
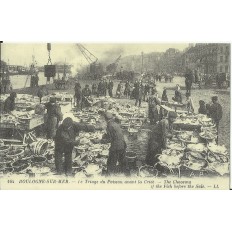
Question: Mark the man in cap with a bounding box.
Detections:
[44,97,63,139]
[148,91,161,125]
[135,82,144,107]
[108,80,114,97]
[82,84,92,108]
[54,117,98,176]
[208,96,223,144]
[4,92,17,113]
[102,112,127,175]
[146,111,177,166]
[74,83,82,110]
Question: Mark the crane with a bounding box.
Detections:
[106,55,121,75]
[76,44,103,79]
[76,44,98,64]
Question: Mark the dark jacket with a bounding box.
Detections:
[209,102,223,123]
[55,122,95,152]
[135,85,144,100]
[148,119,170,152]
[45,102,63,121]
[74,86,82,99]
[198,106,207,115]
[162,90,168,102]
[148,95,160,109]
[98,82,103,92]
[174,90,182,103]
[37,88,48,98]
[105,119,126,151]
[108,81,114,90]
[4,96,15,113]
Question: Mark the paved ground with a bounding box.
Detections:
[15,76,230,151]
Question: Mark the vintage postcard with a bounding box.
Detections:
[0,43,230,190]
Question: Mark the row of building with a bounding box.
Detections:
[184,43,230,75]
[119,43,231,75]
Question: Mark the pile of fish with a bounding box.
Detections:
[175,113,216,129]
[0,139,53,176]
[0,93,44,126]
[0,111,42,129]
[152,111,229,177]
[72,130,111,177]
[15,94,39,111]
[0,114,19,125]
[158,133,229,177]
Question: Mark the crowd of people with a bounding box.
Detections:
[0,69,224,177]
[184,68,230,90]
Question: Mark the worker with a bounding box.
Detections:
[135,82,144,107]
[185,68,193,95]
[198,100,207,115]
[116,81,122,98]
[124,81,130,98]
[82,84,92,108]
[92,83,97,96]
[37,85,49,103]
[185,92,194,113]
[161,87,168,102]
[30,75,35,88]
[74,83,82,110]
[108,80,114,97]
[172,84,182,103]
[102,112,127,175]
[4,92,17,113]
[34,73,39,87]
[208,96,223,144]
[44,97,63,139]
[54,117,98,176]
[103,79,108,96]
[97,80,103,96]
[146,111,177,166]
[143,82,150,101]
[148,91,161,125]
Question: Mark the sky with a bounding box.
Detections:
[1,43,189,71]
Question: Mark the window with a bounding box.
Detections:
[220,56,223,62]
[225,55,228,62]
[225,66,228,73]
[220,66,223,72]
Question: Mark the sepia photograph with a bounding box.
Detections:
[1,1,232,232]
[0,42,230,189]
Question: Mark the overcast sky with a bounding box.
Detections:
[1,43,189,70]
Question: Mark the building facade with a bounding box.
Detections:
[216,43,230,74]
[183,43,230,75]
